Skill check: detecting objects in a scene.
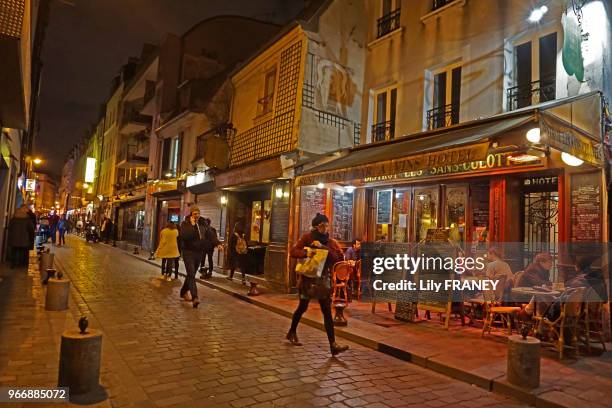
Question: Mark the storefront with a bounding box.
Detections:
[146,178,186,250]
[296,93,607,286]
[215,158,294,291]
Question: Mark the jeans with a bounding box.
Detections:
[50,227,57,244]
[161,258,179,277]
[289,297,335,345]
[181,251,202,300]
[201,250,214,275]
[58,229,66,245]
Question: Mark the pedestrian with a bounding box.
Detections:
[49,211,59,245]
[155,222,180,281]
[76,218,83,235]
[226,222,248,284]
[178,205,205,308]
[100,217,109,243]
[200,218,222,279]
[8,205,35,268]
[57,215,67,246]
[286,213,349,356]
[516,252,553,287]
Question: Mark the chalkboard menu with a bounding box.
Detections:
[376,189,393,224]
[471,183,489,228]
[570,172,601,242]
[331,189,353,241]
[270,198,290,243]
[300,186,327,235]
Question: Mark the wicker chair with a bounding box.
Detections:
[481,276,521,337]
[331,261,352,304]
[578,288,607,353]
[539,287,585,359]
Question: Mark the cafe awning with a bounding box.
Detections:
[297,113,535,186]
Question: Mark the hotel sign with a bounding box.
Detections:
[540,114,603,166]
[363,151,541,183]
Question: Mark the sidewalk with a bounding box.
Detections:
[121,242,612,408]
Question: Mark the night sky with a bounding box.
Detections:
[36,0,306,177]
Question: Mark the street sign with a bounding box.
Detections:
[25,179,36,192]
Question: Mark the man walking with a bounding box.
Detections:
[179,206,205,308]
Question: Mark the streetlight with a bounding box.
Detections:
[33,158,42,165]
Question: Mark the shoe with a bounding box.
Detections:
[330,342,349,356]
[166,276,172,281]
[182,293,192,301]
[192,299,200,308]
[226,276,233,281]
[286,331,302,346]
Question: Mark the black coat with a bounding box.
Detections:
[179,220,206,253]
[8,215,35,249]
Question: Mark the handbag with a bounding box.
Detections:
[301,275,331,299]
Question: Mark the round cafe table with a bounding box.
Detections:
[511,287,561,317]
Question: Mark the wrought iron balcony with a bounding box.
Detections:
[371,120,395,142]
[426,103,459,130]
[117,143,148,169]
[432,0,455,11]
[120,100,151,133]
[377,9,401,38]
[506,77,556,111]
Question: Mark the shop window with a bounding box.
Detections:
[507,32,557,111]
[392,189,410,243]
[372,87,397,142]
[250,200,271,243]
[444,185,467,249]
[258,69,276,116]
[426,64,461,130]
[414,187,438,242]
[377,0,401,38]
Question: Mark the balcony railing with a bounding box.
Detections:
[432,0,455,11]
[506,77,556,111]
[117,143,148,168]
[377,9,401,38]
[120,101,151,131]
[371,120,395,142]
[426,103,459,130]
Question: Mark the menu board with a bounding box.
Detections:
[300,186,327,236]
[331,189,353,241]
[376,189,393,224]
[471,183,489,228]
[270,198,289,243]
[570,172,601,242]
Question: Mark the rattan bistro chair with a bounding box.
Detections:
[578,288,607,353]
[481,276,521,337]
[331,261,351,304]
[539,287,585,359]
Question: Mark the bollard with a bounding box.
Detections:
[58,326,102,395]
[42,268,56,284]
[333,303,348,326]
[40,252,54,273]
[45,277,70,311]
[507,334,540,389]
[247,281,260,296]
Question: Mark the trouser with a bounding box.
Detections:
[229,254,247,281]
[289,297,335,345]
[59,229,66,245]
[50,228,56,244]
[200,250,214,275]
[161,258,179,277]
[10,247,29,267]
[180,252,202,299]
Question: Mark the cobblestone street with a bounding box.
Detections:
[0,236,527,407]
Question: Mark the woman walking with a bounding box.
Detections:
[286,213,349,356]
[155,222,180,281]
[179,206,205,308]
[226,223,248,284]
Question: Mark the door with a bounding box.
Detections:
[413,186,439,242]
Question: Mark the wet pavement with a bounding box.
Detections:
[0,234,527,407]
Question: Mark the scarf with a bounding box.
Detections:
[311,229,329,246]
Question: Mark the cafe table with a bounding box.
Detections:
[511,287,561,317]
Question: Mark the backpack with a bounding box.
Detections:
[235,233,247,254]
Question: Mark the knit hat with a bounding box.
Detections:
[311,212,329,227]
[189,205,200,215]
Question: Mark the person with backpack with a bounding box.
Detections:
[178,205,206,308]
[286,213,349,357]
[227,222,248,284]
[200,218,222,279]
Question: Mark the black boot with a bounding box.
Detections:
[286,331,302,346]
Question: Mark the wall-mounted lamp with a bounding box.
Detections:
[316,182,325,189]
[220,195,228,205]
[561,152,583,167]
[344,185,356,193]
[528,5,548,23]
[275,187,283,199]
[525,127,541,143]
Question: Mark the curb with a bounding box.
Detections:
[123,248,563,408]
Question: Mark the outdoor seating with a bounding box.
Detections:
[578,288,607,353]
[354,259,362,300]
[481,276,521,337]
[538,287,585,359]
[331,261,352,304]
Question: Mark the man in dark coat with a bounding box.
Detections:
[8,205,35,267]
[178,205,206,308]
[199,218,221,279]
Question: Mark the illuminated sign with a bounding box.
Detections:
[25,179,36,192]
[186,171,211,187]
[85,157,96,183]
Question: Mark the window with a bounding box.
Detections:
[372,87,397,142]
[507,32,557,110]
[426,64,461,130]
[377,0,401,38]
[432,0,455,11]
[258,69,276,116]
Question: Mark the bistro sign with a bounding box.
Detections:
[540,113,603,166]
[363,151,541,183]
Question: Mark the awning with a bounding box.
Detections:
[297,114,535,186]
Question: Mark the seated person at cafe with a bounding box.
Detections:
[565,256,608,302]
[485,247,514,300]
[516,252,553,287]
[344,238,361,261]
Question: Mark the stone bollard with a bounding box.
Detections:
[40,252,54,273]
[247,282,260,296]
[333,303,348,326]
[507,334,540,389]
[45,277,70,311]
[58,324,102,395]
